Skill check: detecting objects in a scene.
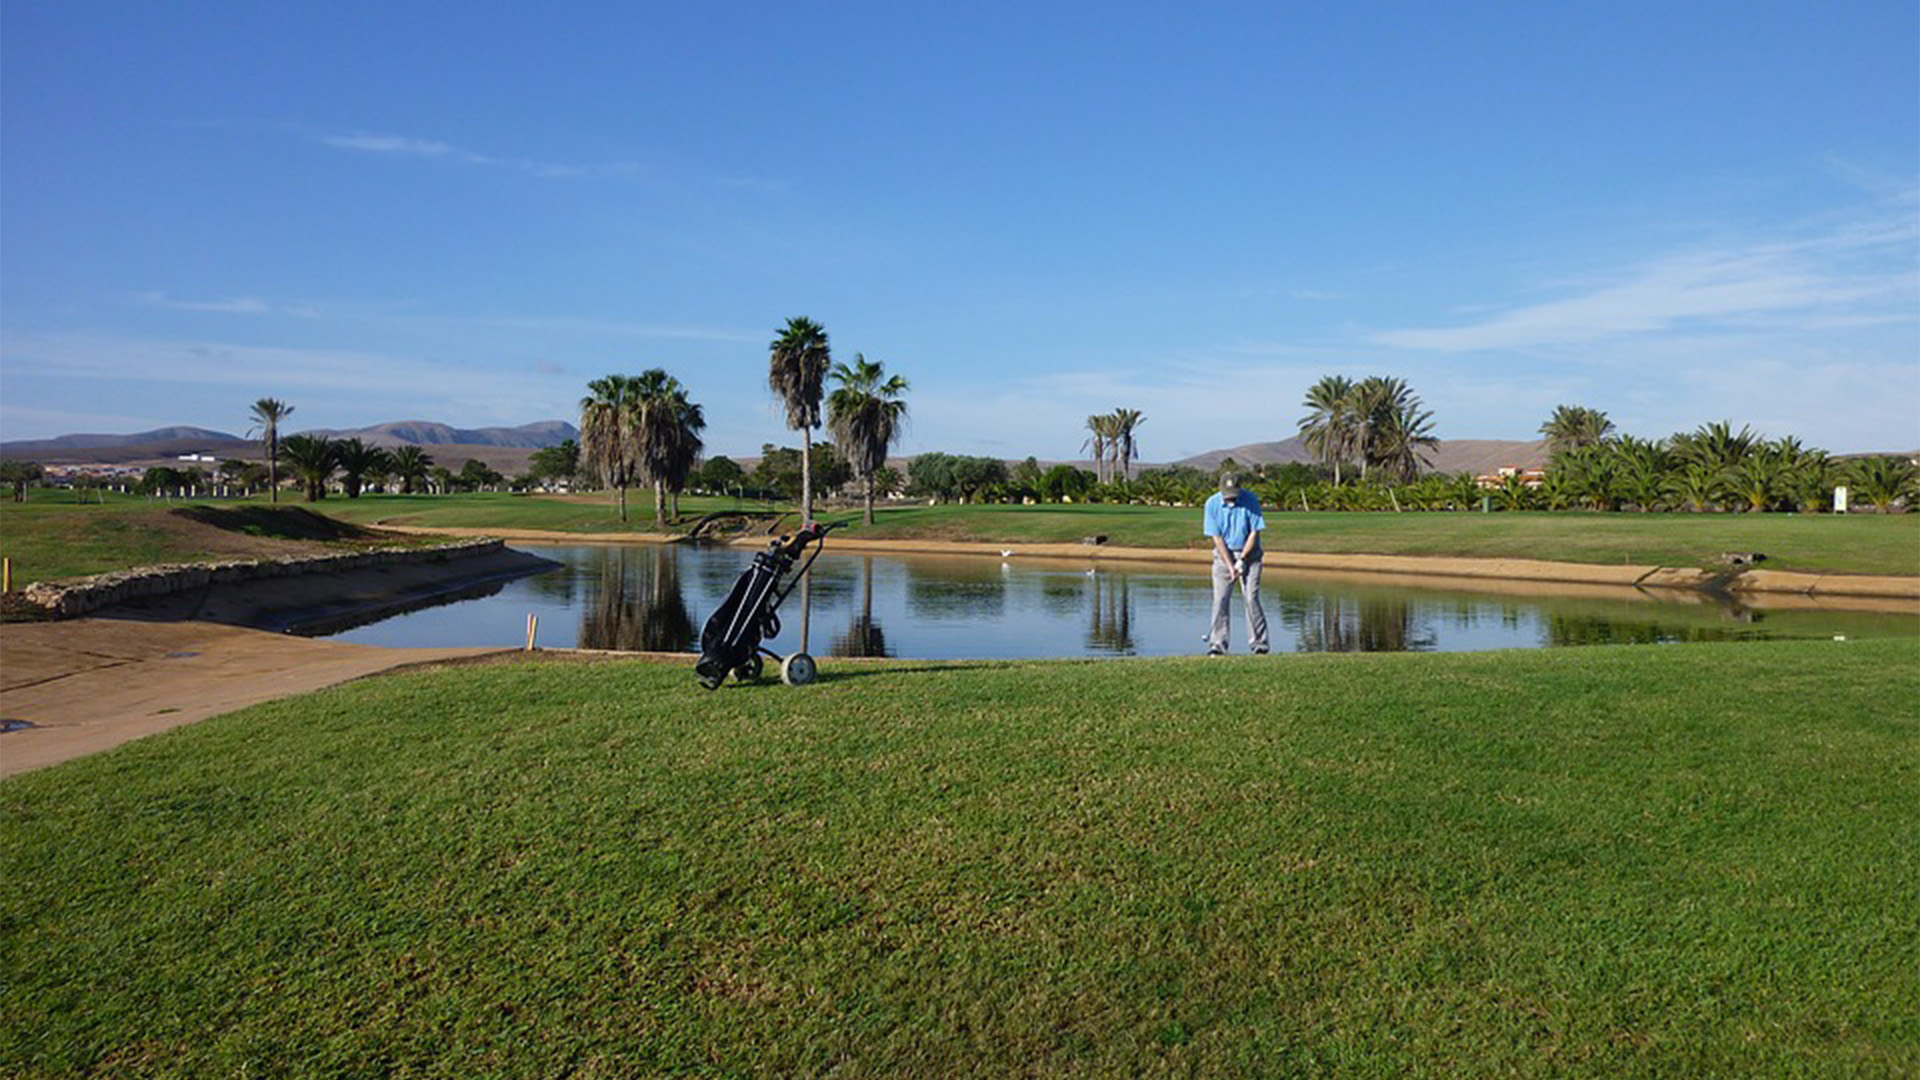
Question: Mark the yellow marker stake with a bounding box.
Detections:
[3,557,11,593]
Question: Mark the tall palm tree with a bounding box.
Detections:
[1298,376,1356,485]
[390,445,434,495]
[827,354,911,525]
[581,374,643,522]
[278,433,337,502]
[769,317,831,523]
[1367,398,1440,483]
[1111,408,1145,481]
[631,368,704,528]
[1538,405,1616,454]
[247,397,294,503]
[1083,414,1120,484]
[1347,376,1417,481]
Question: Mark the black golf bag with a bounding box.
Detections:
[695,521,839,689]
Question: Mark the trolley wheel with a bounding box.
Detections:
[780,652,818,686]
[734,654,764,683]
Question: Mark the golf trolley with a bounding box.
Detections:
[695,520,843,690]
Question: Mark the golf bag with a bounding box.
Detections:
[695,521,839,689]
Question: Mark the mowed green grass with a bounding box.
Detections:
[0,496,442,587]
[5,641,1915,1077]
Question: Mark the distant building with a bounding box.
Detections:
[1474,465,1547,490]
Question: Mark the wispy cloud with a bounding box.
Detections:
[1372,208,1918,352]
[317,131,645,180]
[133,291,320,318]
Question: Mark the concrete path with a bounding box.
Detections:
[1,618,502,778]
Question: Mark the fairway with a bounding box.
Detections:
[4,640,1914,1077]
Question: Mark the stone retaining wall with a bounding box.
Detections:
[22,540,508,618]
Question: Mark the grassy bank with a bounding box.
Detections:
[8,493,1917,586]
[5,641,1915,1077]
[0,497,445,587]
[328,493,1920,576]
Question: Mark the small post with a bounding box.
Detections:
[1299,491,1309,513]
[3,557,11,593]
[1833,486,1849,515]
[525,613,539,651]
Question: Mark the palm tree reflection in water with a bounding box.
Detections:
[1292,595,1436,653]
[831,557,892,658]
[1086,570,1136,654]
[579,545,695,652]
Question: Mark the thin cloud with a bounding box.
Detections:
[316,131,645,180]
[133,292,319,318]
[1373,211,1918,352]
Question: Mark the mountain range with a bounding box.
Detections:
[1,421,579,466]
[1172,436,1552,476]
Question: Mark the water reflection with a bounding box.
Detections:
[1290,596,1438,653]
[907,558,1008,620]
[1086,570,1135,654]
[319,543,1920,657]
[830,557,893,658]
[578,545,695,652]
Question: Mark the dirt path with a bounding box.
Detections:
[384,525,1920,600]
[1,619,504,778]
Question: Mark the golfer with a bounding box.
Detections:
[1203,474,1269,655]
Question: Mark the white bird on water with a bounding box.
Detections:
[1000,549,1015,558]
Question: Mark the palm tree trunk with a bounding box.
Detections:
[864,474,875,526]
[654,480,667,529]
[800,429,814,523]
[617,483,628,523]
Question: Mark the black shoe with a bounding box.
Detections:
[1207,646,1225,657]
[1252,646,1270,655]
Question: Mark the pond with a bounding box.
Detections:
[311,543,1919,657]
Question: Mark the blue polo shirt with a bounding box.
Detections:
[1203,490,1265,554]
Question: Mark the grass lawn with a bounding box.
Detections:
[0,496,448,588]
[5,640,1914,1077]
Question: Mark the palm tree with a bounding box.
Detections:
[769,317,831,523]
[278,434,337,502]
[247,397,294,503]
[1366,398,1439,484]
[827,354,911,526]
[1082,414,1112,484]
[581,374,643,522]
[1611,435,1670,511]
[1111,408,1145,481]
[1848,456,1918,512]
[630,369,704,528]
[334,438,392,499]
[1538,405,1616,454]
[1671,420,1757,472]
[389,445,434,495]
[1299,376,1357,485]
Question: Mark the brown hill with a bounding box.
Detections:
[1175,436,1550,476]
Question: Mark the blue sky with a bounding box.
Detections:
[3,1,1915,459]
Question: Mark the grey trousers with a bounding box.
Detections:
[1209,555,1268,652]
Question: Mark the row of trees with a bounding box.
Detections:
[1081,409,1146,483]
[1538,419,1915,512]
[1298,375,1439,485]
[767,317,911,526]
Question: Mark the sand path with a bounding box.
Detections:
[1,618,503,778]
